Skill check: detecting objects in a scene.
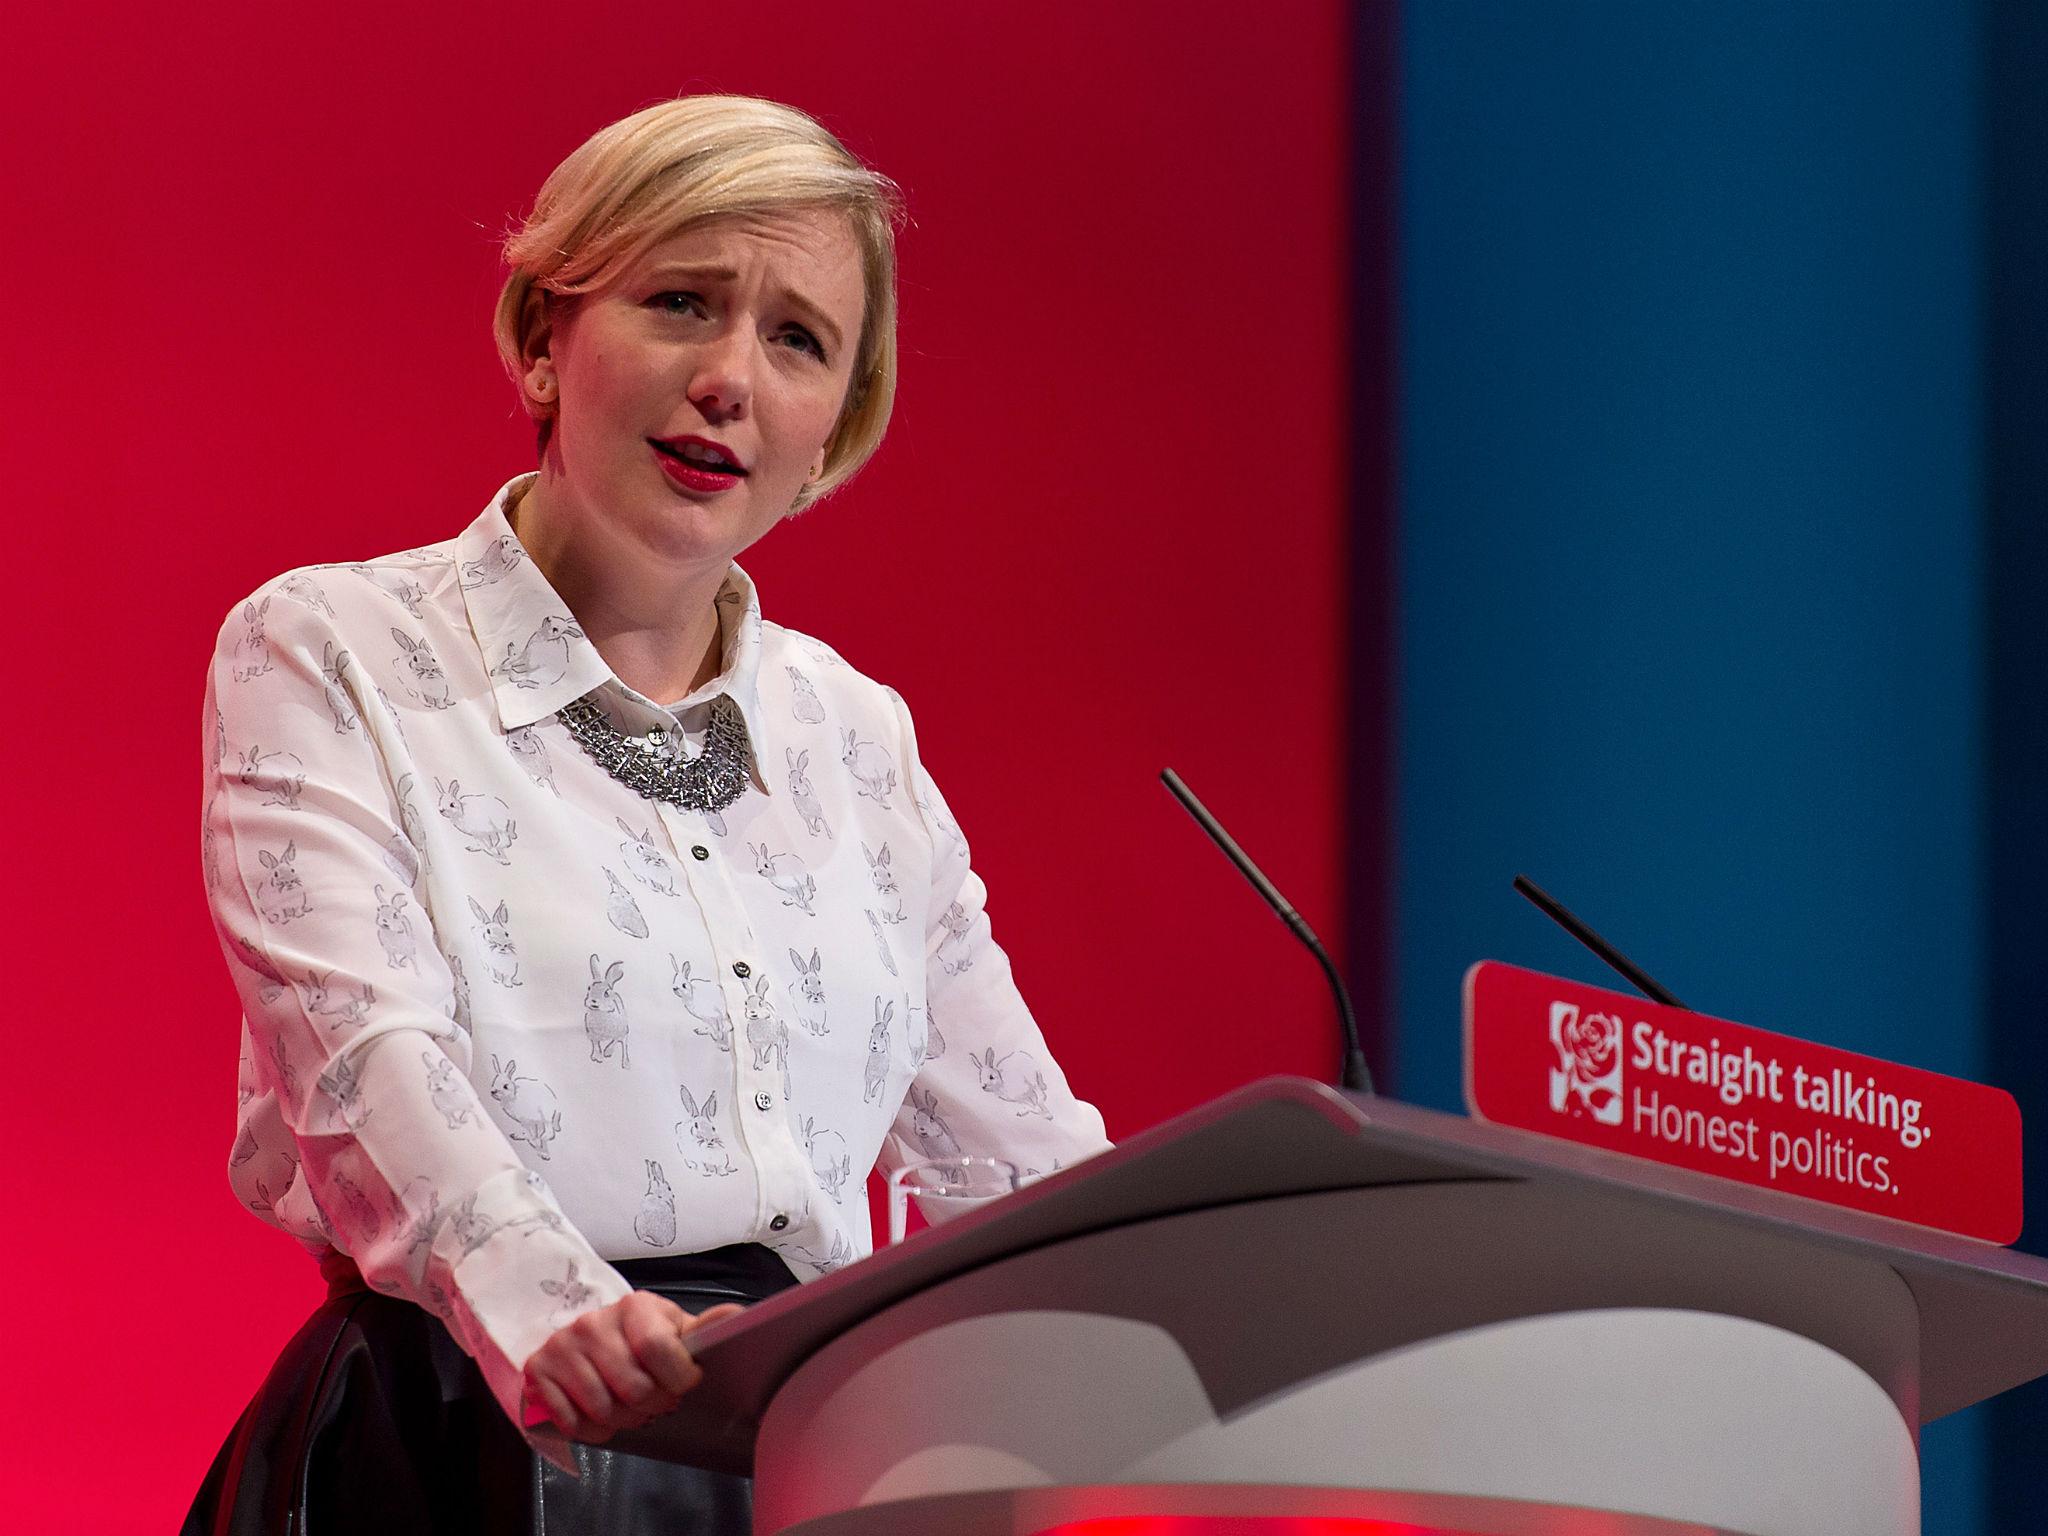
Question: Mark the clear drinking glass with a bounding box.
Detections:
[886,1156,1021,1243]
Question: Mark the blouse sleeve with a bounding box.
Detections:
[877,689,1113,1214]
[203,585,628,1466]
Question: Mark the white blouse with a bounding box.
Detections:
[204,475,1110,1456]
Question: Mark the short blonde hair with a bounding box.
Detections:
[495,95,903,510]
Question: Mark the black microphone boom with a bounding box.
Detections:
[1159,768,1374,1095]
[1511,874,1686,1009]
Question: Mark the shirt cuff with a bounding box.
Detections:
[429,1168,635,1470]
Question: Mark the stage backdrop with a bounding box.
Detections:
[0,4,1357,1530]
[1388,5,2000,1532]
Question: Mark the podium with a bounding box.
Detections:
[612,1077,2048,1535]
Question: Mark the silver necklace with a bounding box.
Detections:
[557,693,751,813]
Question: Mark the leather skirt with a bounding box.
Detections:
[181,1245,801,1536]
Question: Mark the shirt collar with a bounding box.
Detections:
[456,477,771,768]
[663,561,770,763]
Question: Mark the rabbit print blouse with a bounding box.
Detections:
[204,473,1111,1455]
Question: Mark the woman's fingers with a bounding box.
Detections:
[686,1302,748,1333]
[545,1333,625,1429]
[584,1320,668,1413]
[619,1296,745,1398]
[528,1374,590,1441]
[623,1295,706,1397]
[524,1294,750,1441]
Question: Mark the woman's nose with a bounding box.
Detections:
[688,328,754,421]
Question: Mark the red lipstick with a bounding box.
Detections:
[651,435,747,494]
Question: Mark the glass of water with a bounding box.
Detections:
[886,1156,1021,1243]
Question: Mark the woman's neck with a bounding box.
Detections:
[508,478,727,705]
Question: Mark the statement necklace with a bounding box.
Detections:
[557,693,751,813]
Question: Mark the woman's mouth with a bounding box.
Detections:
[651,437,747,494]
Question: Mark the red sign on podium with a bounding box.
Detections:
[1464,960,2024,1244]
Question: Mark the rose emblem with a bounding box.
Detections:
[1564,1011,1620,1081]
[1548,1001,1624,1127]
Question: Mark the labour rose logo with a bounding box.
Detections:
[1548,1001,1623,1126]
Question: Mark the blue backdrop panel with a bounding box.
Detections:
[1982,0,2048,1524]
[1391,2,1986,1528]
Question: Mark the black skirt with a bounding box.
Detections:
[182,1245,802,1536]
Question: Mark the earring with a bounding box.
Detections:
[530,373,555,400]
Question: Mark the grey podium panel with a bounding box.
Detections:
[611,1077,2048,1476]
[752,1204,1918,1535]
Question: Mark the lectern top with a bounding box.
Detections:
[611,1076,2048,1473]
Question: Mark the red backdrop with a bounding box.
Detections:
[1,4,1352,1527]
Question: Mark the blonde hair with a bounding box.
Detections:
[494,95,903,510]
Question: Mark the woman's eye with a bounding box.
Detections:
[780,326,827,362]
[652,291,706,316]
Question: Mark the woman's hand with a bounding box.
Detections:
[520,1292,746,1441]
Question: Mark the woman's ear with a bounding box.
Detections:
[520,289,557,406]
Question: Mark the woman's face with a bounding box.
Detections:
[527,207,867,574]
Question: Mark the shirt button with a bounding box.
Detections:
[769,1214,789,1232]
[691,845,710,861]
[754,1090,773,1112]
[732,961,751,979]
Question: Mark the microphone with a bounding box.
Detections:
[1511,874,1686,1009]
[1159,769,1374,1095]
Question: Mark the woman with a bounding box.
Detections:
[186,94,1110,1534]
